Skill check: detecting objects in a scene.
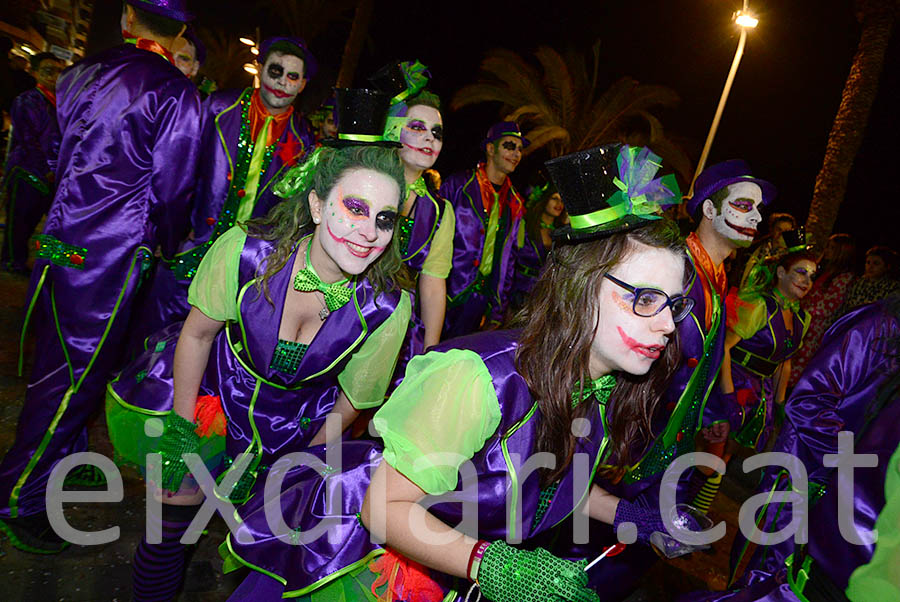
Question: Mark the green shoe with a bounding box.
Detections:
[63,463,108,488]
[0,514,70,554]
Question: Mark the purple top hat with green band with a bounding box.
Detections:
[688,159,776,217]
[546,143,681,243]
[125,0,193,22]
[259,36,317,80]
[481,121,530,151]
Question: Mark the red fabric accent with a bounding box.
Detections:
[36,84,56,107]
[368,548,444,602]
[249,88,294,147]
[735,388,755,407]
[685,232,727,331]
[132,36,175,64]
[276,132,302,167]
[686,357,699,368]
[474,163,525,220]
[193,395,227,437]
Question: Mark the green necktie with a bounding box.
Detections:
[293,266,352,311]
[238,115,272,223]
[479,191,501,277]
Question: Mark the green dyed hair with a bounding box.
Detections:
[244,145,410,303]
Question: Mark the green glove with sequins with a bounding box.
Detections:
[477,540,601,602]
[156,412,201,493]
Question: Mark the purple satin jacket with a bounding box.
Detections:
[4,87,58,182]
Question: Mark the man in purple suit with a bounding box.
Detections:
[2,51,63,274]
[439,121,528,338]
[0,0,200,553]
[134,35,316,343]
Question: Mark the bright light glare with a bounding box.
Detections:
[250,47,259,55]
[243,63,258,75]
[735,12,759,28]
[21,44,36,55]
[239,37,256,46]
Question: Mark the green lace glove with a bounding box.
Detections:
[157,412,201,493]
[477,540,601,602]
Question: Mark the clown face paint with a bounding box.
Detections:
[590,242,685,378]
[398,105,443,172]
[172,37,199,78]
[709,181,763,248]
[487,135,523,176]
[309,168,400,277]
[259,51,307,113]
[544,193,564,218]
[777,258,816,301]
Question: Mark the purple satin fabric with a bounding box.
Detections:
[509,231,549,306]
[402,187,445,274]
[728,295,806,450]
[112,234,407,464]
[134,87,315,343]
[0,44,200,517]
[3,172,53,269]
[4,87,58,180]
[725,300,900,589]
[228,329,610,595]
[439,169,523,337]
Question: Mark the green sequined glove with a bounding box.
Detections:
[157,412,201,493]
[477,540,601,602]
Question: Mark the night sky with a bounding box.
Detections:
[92,0,899,253]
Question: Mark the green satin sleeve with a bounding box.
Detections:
[187,226,245,322]
[373,348,502,496]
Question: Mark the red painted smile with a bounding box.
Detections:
[403,143,434,156]
[725,220,757,237]
[617,327,665,360]
[326,224,382,259]
[263,84,292,99]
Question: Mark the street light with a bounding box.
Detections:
[243,63,258,75]
[239,37,255,46]
[688,2,760,198]
[250,47,259,56]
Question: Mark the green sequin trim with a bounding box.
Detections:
[169,89,277,280]
[531,481,559,529]
[270,339,309,374]
[397,214,413,257]
[34,234,87,269]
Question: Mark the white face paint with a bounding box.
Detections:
[259,51,307,113]
[589,243,685,378]
[708,181,764,248]
[398,105,443,172]
[776,258,816,301]
[309,168,400,277]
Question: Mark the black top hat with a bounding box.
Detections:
[322,88,400,148]
[546,143,681,243]
[781,228,811,254]
[368,60,430,104]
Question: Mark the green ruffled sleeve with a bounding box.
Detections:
[726,289,768,340]
[187,226,245,322]
[420,199,456,279]
[846,440,900,601]
[337,291,412,410]
[373,348,502,496]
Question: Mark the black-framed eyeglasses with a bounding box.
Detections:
[604,273,694,322]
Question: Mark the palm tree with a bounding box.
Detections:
[806,0,899,246]
[452,43,692,183]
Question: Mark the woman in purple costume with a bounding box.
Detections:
[511,183,567,308]
[222,144,702,602]
[717,232,816,456]
[107,98,413,600]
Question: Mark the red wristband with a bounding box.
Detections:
[467,539,490,582]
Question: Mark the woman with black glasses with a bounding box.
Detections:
[221,144,698,602]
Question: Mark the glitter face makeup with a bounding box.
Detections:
[709,181,764,248]
[398,105,443,172]
[589,243,685,378]
[777,258,817,301]
[259,51,307,112]
[310,168,400,276]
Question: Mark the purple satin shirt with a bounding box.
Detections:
[4,87,58,181]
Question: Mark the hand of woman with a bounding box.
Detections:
[477,540,600,602]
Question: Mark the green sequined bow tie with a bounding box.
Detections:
[572,374,617,407]
[774,289,800,313]
[293,267,352,311]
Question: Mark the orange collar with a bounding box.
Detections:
[474,163,524,219]
[123,33,175,64]
[686,232,727,330]
[248,88,294,147]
